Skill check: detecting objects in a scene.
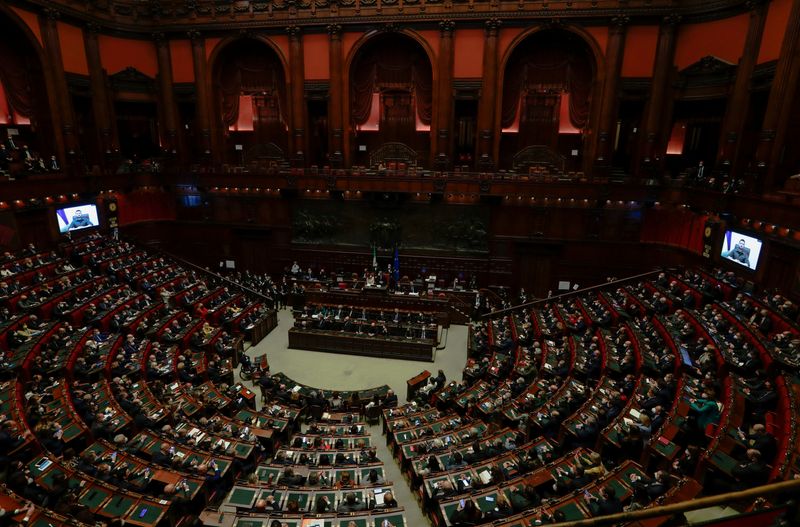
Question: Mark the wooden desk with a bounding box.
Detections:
[406,370,431,401]
[199,510,237,527]
[125,499,170,527]
[289,328,434,362]
[249,311,278,345]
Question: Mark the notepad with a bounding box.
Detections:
[374,488,385,505]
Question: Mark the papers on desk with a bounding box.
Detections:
[478,470,492,485]
[374,488,386,505]
[629,408,642,421]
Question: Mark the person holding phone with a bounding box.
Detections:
[449,498,483,526]
[483,494,514,521]
[584,487,623,516]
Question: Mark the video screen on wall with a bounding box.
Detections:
[720,230,762,271]
[56,204,99,234]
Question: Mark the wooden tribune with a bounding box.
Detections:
[288,328,434,362]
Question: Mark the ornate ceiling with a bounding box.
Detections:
[8,0,760,35]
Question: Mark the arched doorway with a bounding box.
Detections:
[348,33,433,169]
[499,29,597,172]
[211,38,289,168]
[0,9,54,175]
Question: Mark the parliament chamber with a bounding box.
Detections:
[2,0,800,526]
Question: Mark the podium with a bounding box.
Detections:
[407,370,431,401]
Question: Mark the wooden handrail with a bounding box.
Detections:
[482,270,664,319]
[550,477,800,526]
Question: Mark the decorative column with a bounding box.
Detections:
[636,14,680,177]
[755,0,800,191]
[154,33,181,158]
[717,0,769,178]
[327,24,344,167]
[476,18,501,171]
[83,23,116,167]
[593,15,628,170]
[287,25,307,167]
[435,20,455,169]
[39,9,78,168]
[189,31,213,160]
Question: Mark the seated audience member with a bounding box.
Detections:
[630,470,672,504]
[731,449,770,488]
[483,494,514,521]
[314,495,331,513]
[738,423,777,463]
[337,492,366,513]
[584,487,623,516]
[449,499,483,526]
[371,490,398,509]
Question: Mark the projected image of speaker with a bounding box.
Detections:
[720,230,763,271]
[56,204,100,234]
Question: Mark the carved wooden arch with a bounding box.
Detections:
[206,34,291,164]
[0,5,47,62]
[492,24,607,171]
[342,28,439,167]
[0,5,63,160]
[206,34,290,82]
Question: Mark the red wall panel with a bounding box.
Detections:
[499,27,526,64]
[57,22,88,75]
[98,36,157,76]
[453,29,484,78]
[758,0,793,64]
[674,15,748,69]
[9,7,42,48]
[271,35,290,66]
[303,33,330,80]
[170,40,194,83]
[622,26,658,77]
[117,190,177,225]
[641,209,707,254]
[585,26,608,59]
[203,37,220,61]
[343,32,361,63]
[416,29,439,63]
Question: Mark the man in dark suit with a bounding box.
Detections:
[731,449,770,488]
[573,416,599,448]
[739,424,777,463]
[630,470,671,503]
[722,239,751,267]
[337,492,366,513]
[584,487,623,516]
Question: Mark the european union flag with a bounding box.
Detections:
[393,247,400,282]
